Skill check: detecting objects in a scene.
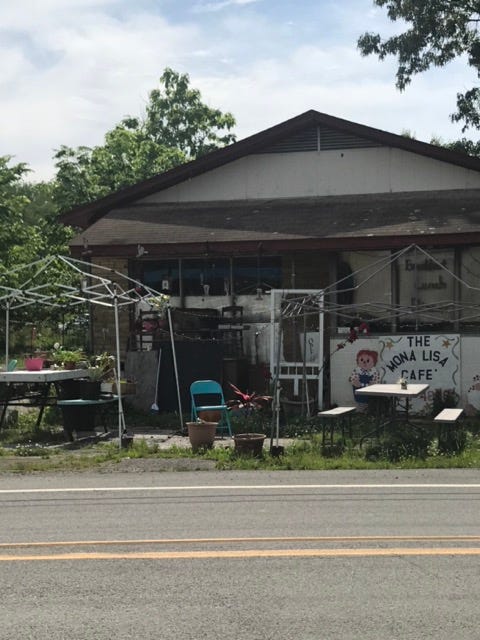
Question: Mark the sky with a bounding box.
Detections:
[1,0,478,182]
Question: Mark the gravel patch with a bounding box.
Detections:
[99,457,217,472]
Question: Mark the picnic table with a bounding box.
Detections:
[355,383,429,444]
[0,368,86,428]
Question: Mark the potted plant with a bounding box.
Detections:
[91,352,116,393]
[79,366,103,400]
[186,418,218,452]
[51,347,84,370]
[24,355,46,371]
[148,294,170,315]
[227,383,272,456]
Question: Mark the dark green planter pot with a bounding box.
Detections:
[57,379,83,400]
[60,405,97,441]
[80,380,101,400]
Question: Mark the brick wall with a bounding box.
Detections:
[89,257,132,361]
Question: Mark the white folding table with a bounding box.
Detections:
[0,368,86,428]
[355,383,429,444]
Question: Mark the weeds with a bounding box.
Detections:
[13,442,50,457]
[0,404,478,473]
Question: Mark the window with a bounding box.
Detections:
[140,260,180,295]
[233,257,282,294]
[338,249,460,331]
[137,255,282,297]
[460,247,480,330]
[397,249,455,329]
[337,251,391,330]
[182,259,230,296]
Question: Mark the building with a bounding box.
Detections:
[60,110,480,412]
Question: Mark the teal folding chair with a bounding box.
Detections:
[190,380,232,437]
[7,359,17,371]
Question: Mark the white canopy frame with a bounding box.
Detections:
[273,244,480,331]
[0,254,184,446]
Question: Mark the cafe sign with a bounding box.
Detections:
[379,334,460,411]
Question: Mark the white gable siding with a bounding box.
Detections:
[141,146,480,204]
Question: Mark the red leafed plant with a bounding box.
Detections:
[227,383,272,412]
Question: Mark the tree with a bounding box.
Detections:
[16,180,58,225]
[442,137,480,157]
[358,1,480,131]
[0,156,75,334]
[0,156,72,269]
[430,135,480,157]
[0,156,35,269]
[144,68,236,157]
[53,68,237,211]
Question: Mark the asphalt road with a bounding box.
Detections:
[0,469,479,640]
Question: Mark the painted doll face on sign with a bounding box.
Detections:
[356,350,378,371]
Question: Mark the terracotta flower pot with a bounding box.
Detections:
[198,410,221,422]
[187,421,217,452]
[233,433,266,457]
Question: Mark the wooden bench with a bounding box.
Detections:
[317,407,356,446]
[434,408,463,423]
[434,408,463,440]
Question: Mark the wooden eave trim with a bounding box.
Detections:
[68,232,480,259]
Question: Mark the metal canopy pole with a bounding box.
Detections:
[5,300,10,369]
[113,285,125,448]
[167,305,184,432]
[270,310,283,451]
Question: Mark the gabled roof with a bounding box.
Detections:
[59,109,480,229]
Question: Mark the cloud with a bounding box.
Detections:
[0,0,476,182]
[194,0,260,12]
[0,3,200,178]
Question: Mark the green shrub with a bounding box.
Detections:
[438,427,467,455]
[365,427,432,462]
[14,442,50,457]
[430,388,459,417]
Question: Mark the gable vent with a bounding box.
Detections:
[259,124,382,154]
[319,125,380,150]
[260,127,319,153]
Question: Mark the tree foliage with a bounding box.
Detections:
[430,135,480,157]
[0,157,72,269]
[0,156,32,269]
[443,137,480,157]
[358,1,480,131]
[0,156,75,331]
[144,68,236,157]
[53,68,236,212]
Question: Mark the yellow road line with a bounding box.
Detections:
[1,535,480,549]
[1,548,479,562]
